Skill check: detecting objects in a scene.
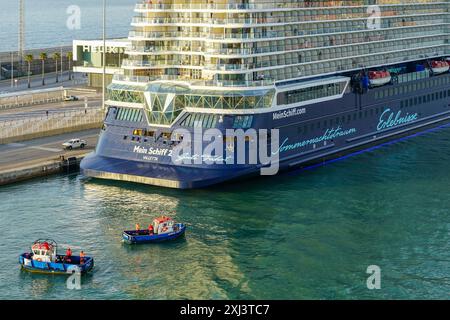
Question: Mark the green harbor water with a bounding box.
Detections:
[1,126,450,299]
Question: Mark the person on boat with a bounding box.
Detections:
[135,223,141,232]
[148,224,154,235]
[65,247,72,263]
[80,251,85,264]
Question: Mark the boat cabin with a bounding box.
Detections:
[153,216,175,235]
[31,240,56,263]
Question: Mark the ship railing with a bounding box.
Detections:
[128,20,443,42]
[131,11,445,25]
[191,79,274,88]
[112,74,274,88]
[112,74,150,83]
[134,2,368,11]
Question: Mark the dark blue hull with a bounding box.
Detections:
[122,225,186,244]
[81,68,450,189]
[19,254,94,275]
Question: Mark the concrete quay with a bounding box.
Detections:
[0,129,98,186]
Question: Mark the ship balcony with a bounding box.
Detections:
[112,74,150,84]
[130,10,446,27]
[133,1,441,12]
[131,17,256,26]
[133,1,315,12]
[121,59,204,69]
[113,73,274,88]
[134,2,297,12]
[128,20,445,43]
[125,45,205,55]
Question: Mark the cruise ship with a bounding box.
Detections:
[81,0,450,188]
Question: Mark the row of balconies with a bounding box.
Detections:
[262,47,446,81]
[126,26,444,57]
[113,72,274,88]
[121,37,446,72]
[118,47,446,88]
[130,11,446,26]
[134,1,444,12]
[128,19,446,42]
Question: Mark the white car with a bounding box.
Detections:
[64,95,79,102]
[62,139,87,150]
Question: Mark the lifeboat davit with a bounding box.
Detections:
[368,70,391,87]
[430,60,449,74]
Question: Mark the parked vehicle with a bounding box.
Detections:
[64,95,79,101]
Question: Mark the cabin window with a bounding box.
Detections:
[277,81,346,106]
[233,116,254,129]
[115,108,144,122]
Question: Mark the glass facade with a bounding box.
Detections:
[107,84,145,104]
[277,81,347,105]
[115,107,144,122]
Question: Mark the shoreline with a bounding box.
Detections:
[0,152,88,186]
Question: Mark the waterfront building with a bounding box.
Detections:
[73,39,130,88]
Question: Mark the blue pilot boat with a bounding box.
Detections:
[122,217,186,244]
[19,239,94,275]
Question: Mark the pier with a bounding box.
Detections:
[0,129,98,185]
[0,42,104,186]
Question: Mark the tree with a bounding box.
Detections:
[52,52,61,83]
[24,54,34,88]
[66,52,73,80]
[39,52,47,86]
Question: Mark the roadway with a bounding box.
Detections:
[0,129,99,172]
[0,71,87,94]
[0,94,103,121]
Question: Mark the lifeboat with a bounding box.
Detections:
[122,216,186,244]
[368,70,391,87]
[430,60,449,74]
